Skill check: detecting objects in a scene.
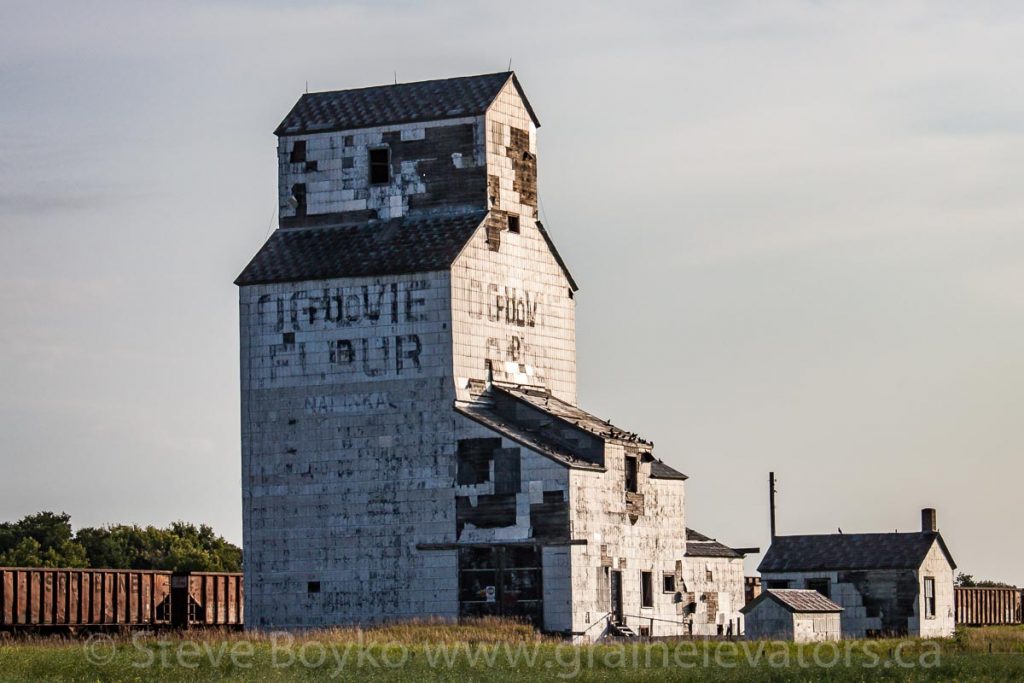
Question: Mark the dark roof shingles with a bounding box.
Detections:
[275,72,524,136]
[235,211,487,286]
[649,460,688,481]
[685,528,742,558]
[497,384,653,446]
[456,382,687,478]
[758,532,953,573]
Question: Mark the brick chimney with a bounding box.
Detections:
[921,508,937,533]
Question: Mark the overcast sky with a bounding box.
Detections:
[2,0,1022,581]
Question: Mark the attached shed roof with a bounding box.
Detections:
[758,532,956,573]
[742,589,843,614]
[275,72,539,136]
[454,400,604,472]
[455,382,687,479]
[685,528,743,559]
[235,210,487,286]
[497,384,654,447]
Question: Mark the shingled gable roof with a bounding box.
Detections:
[741,589,843,615]
[234,210,487,286]
[685,528,744,559]
[274,72,540,136]
[758,532,956,573]
[455,381,688,479]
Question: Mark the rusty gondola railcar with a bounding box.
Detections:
[0,567,243,632]
[954,586,1022,626]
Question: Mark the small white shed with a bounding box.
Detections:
[741,589,842,642]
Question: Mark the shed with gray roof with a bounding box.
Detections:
[741,589,842,642]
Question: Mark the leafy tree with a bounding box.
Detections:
[0,512,88,567]
[956,572,1016,589]
[0,512,240,572]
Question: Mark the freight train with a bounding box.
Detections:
[0,567,243,633]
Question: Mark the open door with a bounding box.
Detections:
[610,570,623,624]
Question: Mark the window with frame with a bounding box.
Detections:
[641,571,654,608]
[663,573,676,593]
[923,577,936,619]
[369,147,390,184]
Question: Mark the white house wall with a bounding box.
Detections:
[914,541,956,638]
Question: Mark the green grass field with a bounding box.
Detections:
[2,620,1024,681]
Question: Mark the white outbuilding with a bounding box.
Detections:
[741,589,842,642]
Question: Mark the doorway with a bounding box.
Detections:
[610,570,623,623]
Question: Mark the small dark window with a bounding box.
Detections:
[641,571,654,608]
[307,581,320,593]
[923,577,936,618]
[705,568,714,582]
[766,580,791,589]
[290,140,306,163]
[806,578,831,599]
[369,147,390,184]
[282,332,295,345]
[507,214,520,233]
[663,574,676,593]
[624,456,638,493]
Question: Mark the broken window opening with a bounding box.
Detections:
[456,438,500,486]
[290,140,306,163]
[369,147,391,185]
[663,573,676,593]
[507,214,520,234]
[806,578,831,599]
[923,576,936,618]
[290,183,306,216]
[640,571,654,608]
[624,456,638,493]
[307,581,320,593]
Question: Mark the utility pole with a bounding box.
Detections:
[769,472,777,540]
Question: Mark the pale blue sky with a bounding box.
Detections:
[2,0,1022,581]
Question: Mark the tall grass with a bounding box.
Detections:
[1,620,1022,682]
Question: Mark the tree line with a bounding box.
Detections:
[0,511,241,572]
